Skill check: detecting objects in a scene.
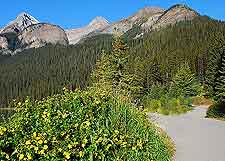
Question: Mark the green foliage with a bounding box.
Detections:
[1,16,225,111]
[206,45,225,99]
[0,89,172,161]
[206,102,225,118]
[142,84,192,115]
[127,16,225,90]
[205,46,225,120]
[0,35,112,108]
[169,63,202,98]
[214,49,225,102]
[91,36,143,99]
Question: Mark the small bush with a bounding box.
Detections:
[143,94,192,115]
[206,102,225,118]
[0,89,172,161]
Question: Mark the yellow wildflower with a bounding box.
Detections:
[36,136,41,140]
[38,140,43,144]
[63,152,71,159]
[5,154,9,159]
[34,147,39,152]
[25,140,31,145]
[68,144,72,149]
[27,154,32,160]
[2,127,6,132]
[79,151,84,158]
[39,149,45,155]
[33,132,37,138]
[58,148,62,152]
[19,154,24,160]
[43,145,48,150]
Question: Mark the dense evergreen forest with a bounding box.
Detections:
[127,16,225,89]
[1,16,225,108]
[0,35,112,108]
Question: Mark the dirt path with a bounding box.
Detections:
[149,106,225,161]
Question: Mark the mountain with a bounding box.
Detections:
[101,7,165,34]
[0,12,69,54]
[0,4,199,50]
[150,4,199,30]
[94,4,198,39]
[66,16,109,44]
[1,12,39,35]
[1,4,225,109]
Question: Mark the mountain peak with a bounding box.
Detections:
[136,6,165,16]
[88,16,109,27]
[1,12,39,34]
[168,4,199,14]
[14,12,39,25]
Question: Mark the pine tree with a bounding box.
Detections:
[170,63,202,97]
[90,50,112,95]
[90,36,143,99]
[205,46,225,97]
[214,48,225,102]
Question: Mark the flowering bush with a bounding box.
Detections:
[0,89,172,161]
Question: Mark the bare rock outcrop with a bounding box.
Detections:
[101,7,165,34]
[0,36,8,49]
[66,16,109,44]
[151,4,199,30]
[16,23,69,50]
[1,12,39,35]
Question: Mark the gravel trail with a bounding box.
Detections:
[149,106,225,161]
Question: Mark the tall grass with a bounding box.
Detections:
[142,85,193,115]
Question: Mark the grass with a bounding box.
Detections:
[192,96,213,106]
[142,97,193,116]
[0,89,173,161]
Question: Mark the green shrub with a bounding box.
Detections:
[206,102,225,118]
[0,89,172,161]
[143,94,192,115]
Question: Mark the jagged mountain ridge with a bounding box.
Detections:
[0,4,200,52]
[100,7,165,34]
[66,16,109,44]
[71,4,199,44]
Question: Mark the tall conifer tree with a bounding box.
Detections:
[215,48,225,102]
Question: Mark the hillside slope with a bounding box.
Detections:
[1,16,225,108]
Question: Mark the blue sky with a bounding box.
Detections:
[0,0,225,29]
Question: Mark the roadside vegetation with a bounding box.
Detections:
[0,37,174,161]
[142,63,201,115]
[205,45,225,120]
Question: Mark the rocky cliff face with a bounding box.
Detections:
[97,4,199,38]
[0,36,8,49]
[16,23,69,51]
[66,16,109,44]
[1,12,39,35]
[101,7,165,34]
[151,4,199,30]
[0,4,199,53]
[0,12,69,54]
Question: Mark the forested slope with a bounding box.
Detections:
[0,35,112,108]
[1,16,225,108]
[127,16,225,90]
